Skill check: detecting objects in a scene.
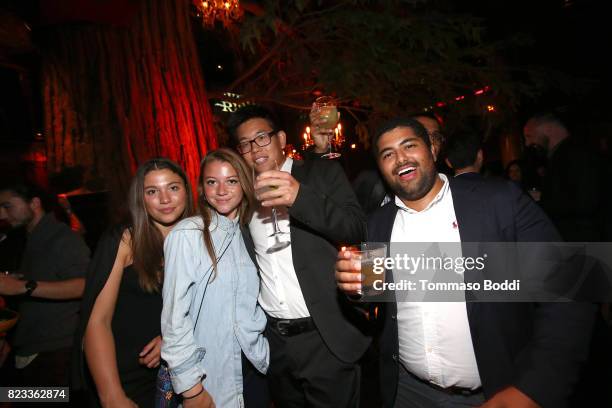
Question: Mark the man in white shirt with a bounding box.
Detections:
[227,105,369,407]
[335,117,595,408]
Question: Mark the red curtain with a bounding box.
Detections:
[42,0,217,205]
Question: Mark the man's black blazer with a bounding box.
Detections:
[242,158,371,363]
[369,176,595,408]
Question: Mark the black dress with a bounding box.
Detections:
[112,264,162,407]
[72,227,162,407]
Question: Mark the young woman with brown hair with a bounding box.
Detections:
[75,158,194,407]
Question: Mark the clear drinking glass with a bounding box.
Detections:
[253,163,291,253]
[354,243,388,297]
[313,96,341,159]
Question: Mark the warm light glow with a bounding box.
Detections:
[193,0,241,28]
[487,105,496,112]
[306,126,310,133]
[351,144,356,149]
[337,123,342,130]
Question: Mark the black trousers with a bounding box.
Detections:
[242,351,270,408]
[265,321,360,408]
[7,347,81,407]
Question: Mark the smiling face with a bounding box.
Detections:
[376,126,442,210]
[203,160,244,219]
[143,169,187,231]
[236,118,286,173]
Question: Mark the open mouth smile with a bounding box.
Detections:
[398,167,416,177]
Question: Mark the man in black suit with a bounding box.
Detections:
[227,105,369,407]
[336,117,595,408]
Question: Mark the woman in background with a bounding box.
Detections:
[74,158,194,407]
[161,148,269,408]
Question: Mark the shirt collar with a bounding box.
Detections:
[211,212,239,232]
[281,157,293,172]
[395,173,449,214]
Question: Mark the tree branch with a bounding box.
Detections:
[226,37,285,91]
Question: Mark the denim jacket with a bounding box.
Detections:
[161,214,269,408]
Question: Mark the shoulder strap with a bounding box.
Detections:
[192,227,237,332]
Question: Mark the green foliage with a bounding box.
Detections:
[227,0,560,123]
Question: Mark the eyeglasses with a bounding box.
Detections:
[237,130,277,154]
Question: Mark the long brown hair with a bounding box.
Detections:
[198,148,254,276]
[128,158,194,292]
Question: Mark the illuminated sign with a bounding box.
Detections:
[213,93,253,113]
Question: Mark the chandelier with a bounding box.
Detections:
[193,0,242,28]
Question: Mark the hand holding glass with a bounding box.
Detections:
[352,243,387,296]
[254,163,291,253]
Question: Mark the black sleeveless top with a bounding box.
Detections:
[111,265,162,407]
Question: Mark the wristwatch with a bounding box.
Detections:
[24,280,38,296]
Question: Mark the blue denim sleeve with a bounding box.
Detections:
[161,226,208,394]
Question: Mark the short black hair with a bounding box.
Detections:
[0,182,54,212]
[444,129,482,169]
[372,117,430,156]
[411,112,441,127]
[226,105,280,146]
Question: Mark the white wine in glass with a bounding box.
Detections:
[254,165,291,253]
[314,96,341,159]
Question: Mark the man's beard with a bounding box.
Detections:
[390,165,438,202]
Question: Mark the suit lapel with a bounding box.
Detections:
[290,158,305,182]
[448,178,482,321]
[448,178,482,243]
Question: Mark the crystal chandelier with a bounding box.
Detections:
[193,0,242,28]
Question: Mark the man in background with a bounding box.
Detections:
[0,182,89,388]
[444,129,484,179]
[524,113,602,241]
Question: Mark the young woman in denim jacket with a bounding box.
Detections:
[160,148,269,408]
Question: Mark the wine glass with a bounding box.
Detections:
[313,96,341,159]
[253,163,291,253]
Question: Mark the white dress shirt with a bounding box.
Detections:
[391,174,481,389]
[249,157,310,319]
